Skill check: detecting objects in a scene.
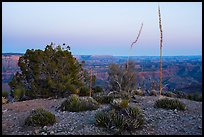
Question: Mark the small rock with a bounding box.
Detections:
[2,109,8,113]
[41,132,47,135]
[34,129,39,134]
[50,131,55,135]
[174,109,177,114]
[43,126,47,131]
[198,126,202,129]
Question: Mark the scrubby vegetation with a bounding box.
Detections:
[172,91,202,102]
[93,90,131,105]
[13,88,25,101]
[2,90,9,98]
[111,98,129,109]
[187,93,202,102]
[78,87,90,96]
[95,104,144,134]
[108,61,137,93]
[60,94,99,112]
[93,86,104,93]
[24,108,56,126]
[9,43,96,100]
[93,92,114,104]
[154,98,187,110]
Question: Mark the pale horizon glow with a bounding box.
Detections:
[2,2,202,56]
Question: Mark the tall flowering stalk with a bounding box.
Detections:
[127,22,143,69]
[158,4,163,96]
[90,67,92,97]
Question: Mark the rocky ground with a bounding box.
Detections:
[2,96,202,135]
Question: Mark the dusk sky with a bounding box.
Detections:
[2,2,202,56]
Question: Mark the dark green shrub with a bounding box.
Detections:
[93,86,103,93]
[95,105,144,133]
[173,91,188,99]
[79,87,89,96]
[127,107,142,118]
[14,88,25,101]
[187,93,202,102]
[93,92,113,104]
[94,95,113,104]
[95,111,111,128]
[25,108,56,126]
[9,44,95,99]
[154,98,187,110]
[109,91,131,100]
[165,92,172,97]
[60,94,99,112]
[2,90,9,98]
[82,97,100,111]
[110,111,126,131]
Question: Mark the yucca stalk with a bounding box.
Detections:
[158,4,163,96]
[127,22,143,70]
[90,67,92,97]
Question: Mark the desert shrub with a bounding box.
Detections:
[2,90,9,98]
[25,108,56,126]
[110,111,126,132]
[93,93,113,104]
[149,90,158,96]
[60,94,99,112]
[154,98,187,110]
[95,111,111,128]
[2,97,8,104]
[111,98,123,109]
[173,91,188,99]
[14,88,25,101]
[127,107,142,118]
[187,93,202,102]
[109,91,131,100]
[93,86,104,93]
[119,99,129,109]
[108,61,136,93]
[95,105,144,134]
[120,91,131,100]
[82,97,100,110]
[79,87,89,96]
[165,92,173,97]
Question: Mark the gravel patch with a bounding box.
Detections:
[2,96,202,135]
